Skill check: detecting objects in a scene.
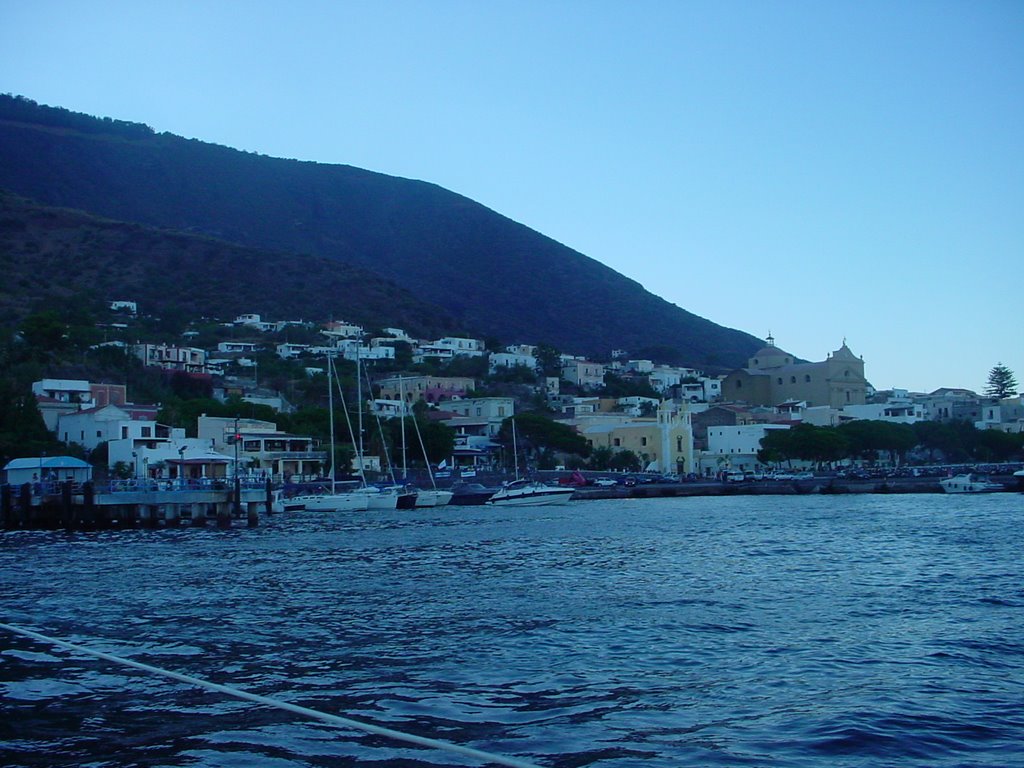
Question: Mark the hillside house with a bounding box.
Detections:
[376,375,475,405]
[561,360,606,389]
[133,343,207,374]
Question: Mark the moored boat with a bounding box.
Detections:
[485,479,576,506]
[413,488,454,507]
[939,473,1003,494]
[448,482,496,505]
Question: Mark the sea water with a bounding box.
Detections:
[1,494,1022,767]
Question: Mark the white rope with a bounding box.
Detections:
[0,622,543,768]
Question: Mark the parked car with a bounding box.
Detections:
[593,477,618,487]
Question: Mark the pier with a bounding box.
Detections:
[0,478,275,530]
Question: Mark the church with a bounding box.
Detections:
[721,336,868,409]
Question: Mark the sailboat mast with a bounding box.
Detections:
[512,417,520,480]
[327,354,335,493]
[357,354,365,483]
[399,375,407,481]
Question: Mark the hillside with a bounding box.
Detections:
[0,191,459,336]
[0,94,763,367]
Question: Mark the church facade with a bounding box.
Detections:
[721,337,867,409]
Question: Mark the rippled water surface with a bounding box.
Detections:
[2,494,1022,767]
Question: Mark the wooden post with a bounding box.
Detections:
[82,481,95,528]
[61,480,73,530]
[0,484,10,529]
[18,483,32,528]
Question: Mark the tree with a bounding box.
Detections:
[985,363,1019,399]
[608,449,641,472]
[499,413,590,458]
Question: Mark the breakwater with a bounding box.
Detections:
[572,473,1023,500]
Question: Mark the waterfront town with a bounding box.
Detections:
[2,300,1021,505]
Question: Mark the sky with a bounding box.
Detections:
[1,1,1021,394]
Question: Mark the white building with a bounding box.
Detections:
[702,377,722,402]
[489,351,537,373]
[561,360,606,389]
[335,339,395,362]
[32,379,94,406]
[322,321,364,339]
[841,402,924,424]
[133,343,207,373]
[440,397,514,434]
[109,300,137,315]
[198,416,327,481]
[233,313,275,332]
[276,343,310,359]
[701,423,791,474]
[626,359,654,374]
[433,337,486,356]
[57,404,166,456]
[218,341,259,354]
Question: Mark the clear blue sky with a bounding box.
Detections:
[2,1,1021,394]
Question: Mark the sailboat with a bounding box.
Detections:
[362,363,416,509]
[288,354,368,512]
[348,354,400,511]
[485,417,575,507]
[397,376,453,508]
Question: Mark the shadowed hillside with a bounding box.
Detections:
[0,94,762,367]
[0,191,459,336]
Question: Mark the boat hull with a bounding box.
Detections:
[939,475,1003,494]
[486,486,576,506]
[293,492,369,512]
[414,490,454,507]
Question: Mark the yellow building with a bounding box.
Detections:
[578,403,694,474]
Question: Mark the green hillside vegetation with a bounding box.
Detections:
[0,94,763,369]
[0,190,459,336]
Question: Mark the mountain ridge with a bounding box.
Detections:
[0,94,763,367]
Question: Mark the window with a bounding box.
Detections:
[805,375,811,383]
[96,430,102,438]
[777,377,783,385]
[846,391,851,403]
[790,376,796,384]
[641,437,648,446]
[736,380,742,389]
[613,438,621,447]
[121,426,128,439]
[142,426,152,437]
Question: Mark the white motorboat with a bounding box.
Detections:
[486,479,576,506]
[485,417,576,506]
[939,474,1003,494]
